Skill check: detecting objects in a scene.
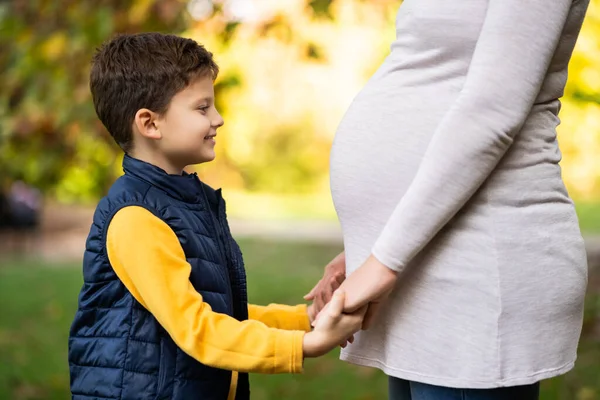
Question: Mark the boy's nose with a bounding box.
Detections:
[213,111,224,128]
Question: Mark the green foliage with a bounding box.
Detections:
[2,0,600,204]
[0,0,188,199]
[576,202,600,234]
[308,0,335,19]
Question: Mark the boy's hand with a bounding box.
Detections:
[302,290,366,358]
[308,302,353,348]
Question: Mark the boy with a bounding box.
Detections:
[68,33,364,400]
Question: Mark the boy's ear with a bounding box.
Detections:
[133,108,162,140]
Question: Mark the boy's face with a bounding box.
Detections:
[155,74,224,169]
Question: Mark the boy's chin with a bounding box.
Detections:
[191,152,216,165]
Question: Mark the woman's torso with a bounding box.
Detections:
[330,0,588,387]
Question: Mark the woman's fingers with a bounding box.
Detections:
[334,271,345,286]
[362,302,383,330]
[305,251,346,305]
[303,279,320,300]
[339,334,355,348]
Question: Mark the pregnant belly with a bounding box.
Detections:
[330,81,458,219]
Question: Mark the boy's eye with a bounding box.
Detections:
[197,106,209,112]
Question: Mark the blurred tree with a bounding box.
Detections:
[189,0,600,200]
[188,0,401,193]
[0,0,189,202]
[557,1,600,199]
[1,0,599,204]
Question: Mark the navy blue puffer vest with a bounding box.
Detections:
[69,155,249,400]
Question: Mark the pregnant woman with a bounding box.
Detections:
[312,0,591,398]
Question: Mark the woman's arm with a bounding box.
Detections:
[373,0,581,271]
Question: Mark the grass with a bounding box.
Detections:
[0,239,599,400]
[576,202,600,234]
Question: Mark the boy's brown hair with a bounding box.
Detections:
[90,33,219,152]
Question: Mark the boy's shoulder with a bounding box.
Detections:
[106,174,151,198]
[91,175,153,219]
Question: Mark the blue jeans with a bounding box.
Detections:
[389,377,540,400]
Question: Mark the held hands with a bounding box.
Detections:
[339,254,398,329]
[305,251,351,347]
[314,254,398,330]
[304,251,398,355]
[302,290,367,358]
[307,303,354,348]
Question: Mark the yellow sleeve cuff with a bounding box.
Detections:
[274,330,305,374]
[293,304,312,332]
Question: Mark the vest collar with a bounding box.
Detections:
[122,154,203,203]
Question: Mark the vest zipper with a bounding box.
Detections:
[198,182,235,316]
[214,214,235,316]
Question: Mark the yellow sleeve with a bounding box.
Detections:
[106,206,305,374]
[248,304,312,332]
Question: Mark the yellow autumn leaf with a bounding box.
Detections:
[129,0,154,25]
[41,32,67,61]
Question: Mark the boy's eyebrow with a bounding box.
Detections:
[194,96,214,104]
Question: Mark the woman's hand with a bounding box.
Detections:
[304,251,346,315]
[312,254,398,330]
[338,254,398,329]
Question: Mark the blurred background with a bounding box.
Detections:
[1,0,599,399]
